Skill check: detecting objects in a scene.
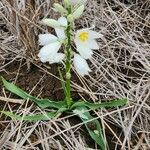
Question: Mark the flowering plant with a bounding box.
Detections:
[1,0,127,149]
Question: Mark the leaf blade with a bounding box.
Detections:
[1,111,56,121]
[1,77,67,109]
[71,98,127,110]
[74,106,107,150]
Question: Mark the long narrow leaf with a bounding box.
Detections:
[1,111,56,121]
[1,105,68,121]
[1,77,66,109]
[71,98,127,110]
[74,106,106,150]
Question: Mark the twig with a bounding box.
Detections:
[0,96,23,104]
[133,133,145,150]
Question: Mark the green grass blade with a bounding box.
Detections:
[71,98,127,109]
[74,106,106,150]
[1,77,67,109]
[1,111,56,121]
[1,105,67,121]
[1,76,31,100]
[31,98,66,109]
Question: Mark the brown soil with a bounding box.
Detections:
[0,61,63,100]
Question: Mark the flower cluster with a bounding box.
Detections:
[38,0,103,76]
[38,17,67,64]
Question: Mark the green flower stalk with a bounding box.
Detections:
[64,6,73,107]
[38,1,103,107]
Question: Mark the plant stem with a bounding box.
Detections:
[65,7,73,108]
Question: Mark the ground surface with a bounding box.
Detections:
[0,0,150,150]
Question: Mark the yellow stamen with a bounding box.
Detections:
[79,32,89,42]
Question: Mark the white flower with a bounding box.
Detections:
[38,42,65,64]
[72,5,84,19]
[70,0,87,5]
[55,17,67,39]
[74,28,103,59]
[41,16,68,29]
[73,54,91,76]
[38,17,67,64]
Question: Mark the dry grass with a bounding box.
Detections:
[0,0,150,149]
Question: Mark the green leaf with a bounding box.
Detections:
[71,98,127,110]
[1,111,56,121]
[74,106,107,150]
[1,77,67,109]
[1,105,68,121]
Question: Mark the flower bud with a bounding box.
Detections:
[40,18,60,28]
[67,14,74,22]
[72,5,84,19]
[64,0,71,8]
[53,3,67,14]
[66,72,71,79]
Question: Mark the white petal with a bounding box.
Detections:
[73,54,91,76]
[86,40,99,49]
[89,30,103,39]
[40,18,61,28]
[75,37,99,51]
[54,17,67,40]
[55,28,66,40]
[38,34,58,45]
[72,5,84,19]
[75,28,89,36]
[76,28,103,39]
[76,43,93,59]
[58,17,68,27]
[75,28,87,36]
[48,53,65,64]
[38,42,61,63]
